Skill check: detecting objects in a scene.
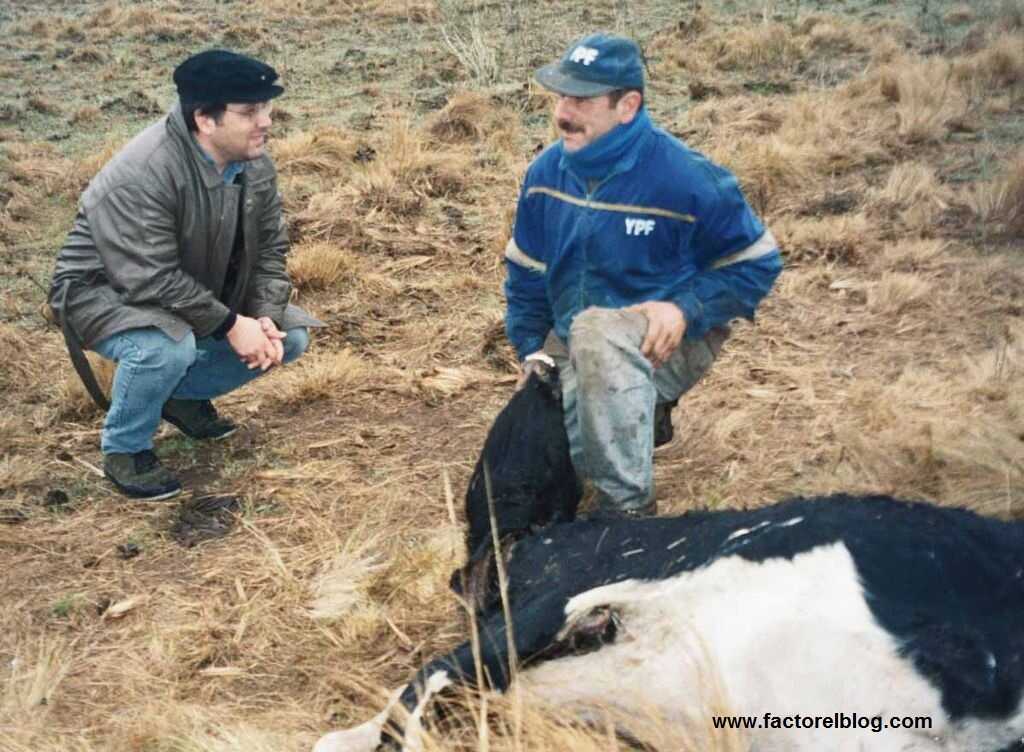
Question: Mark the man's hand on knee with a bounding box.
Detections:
[227,314,279,371]
[258,316,286,366]
[627,301,686,369]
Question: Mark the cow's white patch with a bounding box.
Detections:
[519,543,1024,751]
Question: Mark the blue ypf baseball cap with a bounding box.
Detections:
[535,33,645,97]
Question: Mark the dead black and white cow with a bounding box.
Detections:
[315,370,1024,752]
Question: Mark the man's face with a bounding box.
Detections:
[554,93,625,153]
[200,101,273,165]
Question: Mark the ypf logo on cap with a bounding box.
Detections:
[569,45,599,66]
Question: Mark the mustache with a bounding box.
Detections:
[557,118,584,134]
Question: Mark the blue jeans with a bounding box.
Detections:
[92,326,310,455]
[547,307,727,513]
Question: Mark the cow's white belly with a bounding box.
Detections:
[515,542,1024,752]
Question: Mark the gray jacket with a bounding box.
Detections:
[49,103,320,348]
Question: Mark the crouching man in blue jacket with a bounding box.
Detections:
[504,33,782,518]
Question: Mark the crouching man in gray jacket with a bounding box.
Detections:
[49,50,320,501]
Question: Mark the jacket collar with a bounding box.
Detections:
[557,107,653,184]
[167,102,231,190]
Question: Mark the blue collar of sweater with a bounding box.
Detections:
[558,107,653,183]
[192,135,246,185]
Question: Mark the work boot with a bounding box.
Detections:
[104,450,182,501]
[654,399,678,448]
[162,399,237,440]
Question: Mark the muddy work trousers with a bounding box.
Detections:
[546,307,727,515]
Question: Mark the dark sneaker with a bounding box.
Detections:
[654,399,678,448]
[104,451,182,501]
[162,399,237,440]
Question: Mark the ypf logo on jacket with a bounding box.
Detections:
[569,46,599,66]
[625,217,656,236]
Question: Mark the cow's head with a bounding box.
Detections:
[452,364,581,610]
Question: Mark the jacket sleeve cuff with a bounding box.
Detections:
[516,336,547,363]
[673,292,706,341]
[211,312,237,340]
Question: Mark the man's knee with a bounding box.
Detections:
[568,307,648,372]
[282,327,310,363]
[117,328,197,375]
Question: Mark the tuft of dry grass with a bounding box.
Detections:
[801,15,868,54]
[994,0,1024,32]
[821,324,1024,514]
[268,348,374,405]
[866,271,935,315]
[439,14,501,87]
[869,33,904,65]
[875,162,946,208]
[294,115,473,239]
[876,56,967,143]
[0,454,45,494]
[696,130,815,212]
[288,241,360,290]
[973,31,1024,86]
[69,47,104,64]
[944,5,976,25]
[962,149,1024,234]
[88,3,207,41]
[27,96,60,116]
[351,116,471,215]
[372,0,439,23]
[427,91,507,144]
[70,106,101,125]
[271,127,359,175]
[1,637,73,721]
[774,213,875,266]
[416,365,504,399]
[307,535,388,644]
[713,23,807,72]
[876,238,949,273]
[691,88,889,214]
[7,157,69,197]
[25,19,51,38]
[870,162,951,233]
[59,352,114,419]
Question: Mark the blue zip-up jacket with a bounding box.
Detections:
[504,122,782,361]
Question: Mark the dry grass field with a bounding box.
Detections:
[1,0,1024,749]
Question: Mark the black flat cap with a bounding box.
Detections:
[173,49,284,103]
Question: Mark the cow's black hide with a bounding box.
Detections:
[453,366,580,608]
